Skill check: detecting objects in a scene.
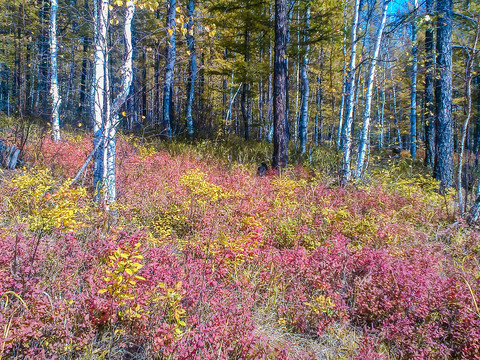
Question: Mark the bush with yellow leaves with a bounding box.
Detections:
[7,167,90,233]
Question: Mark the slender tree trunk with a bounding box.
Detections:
[103,0,135,204]
[298,4,310,154]
[410,0,418,158]
[267,26,273,141]
[154,11,161,126]
[241,28,251,141]
[38,0,50,119]
[314,49,324,146]
[434,0,454,189]
[337,1,348,149]
[50,0,61,142]
[392,83,402,148]
[272,0,288,169]
[355,0,389,178]
[459,18,480,215]
[79,34,90,118]
[93,0,109,195]
[241,83,250,140]
[163,0,176,138]
[424,0,435,167]
[185,0,196,136]
[378,58,386,148]
[141,49,147,122]
[284,0,294,142]
[342,0,361,182]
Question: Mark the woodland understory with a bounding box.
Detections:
[1,0,480,358]
[0,129,478,359]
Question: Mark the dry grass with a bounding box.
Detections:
[254,310,361,360]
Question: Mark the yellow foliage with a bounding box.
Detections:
[151,205,188,240]
[181,168,231,205]
[272,177,305,197]
[372,165,455,205]
[304,294,335,317]
[98,241,145,303]
[148,281,187,335]
[8,167,89,232]
[138,144,157,159]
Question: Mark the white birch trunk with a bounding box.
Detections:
[337,1,348,150]
[50,0,61,143]
[355,0,389,178]
[92,0,109,195]
[104,0,135,205]
[341,0,361,182]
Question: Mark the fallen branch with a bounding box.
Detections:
[70,139,102,186]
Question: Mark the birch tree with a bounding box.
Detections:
[92,0,135,204]
[341,0,361,182]
[337,1,348,150]
[93,0,110,195]
[50,0,61,142]
[355,0,389,179]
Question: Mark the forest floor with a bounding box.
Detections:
[0,132,479,359]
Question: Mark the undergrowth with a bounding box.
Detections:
[0,134,479,359]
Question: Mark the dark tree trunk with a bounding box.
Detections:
[38,0,50,119]
[475,75,480,157]
[424,0,435,167]
[198,52,205,130]
[154,11,161,127]
[434,0,454,189]
[298,4,310,154]
[163,0,177,138]
[410,1,418,159]
[79,39,90,118]
[141,48,147,123]
[79,0,91,120]
[185,0,196,136]
[241,28,250,141]
[272,0,288,169]
[241,83,250,140]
